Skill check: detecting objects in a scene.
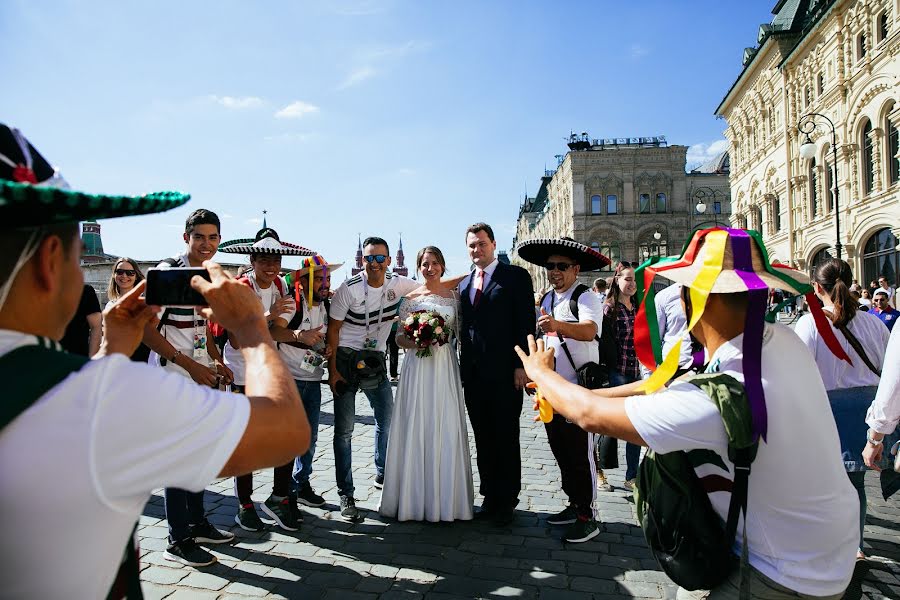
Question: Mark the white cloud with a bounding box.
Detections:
[221,213,235,219]
[629,44,650,60]
[686,139,730,170]
[246,217,263,225]
[337,66,378,90]
[274,101,320,119]
[208,95,265,109]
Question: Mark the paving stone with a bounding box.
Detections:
[141,566,188,586]
[220,580,274,597]
[166,589,220,600]
[179,571,230,591]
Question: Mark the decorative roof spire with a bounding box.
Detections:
[262,209,268,229]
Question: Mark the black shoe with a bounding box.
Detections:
[374,474,384,489]
[164,538,216,567]
[260,495,301,531]
[547,505,578,525]
[492,509,515,527]
[563,518,600,543]
[296,483,326,508]
[474,504,494,520]
[234,504,265,531]
[190,520,234,544]
[339,495,362,522]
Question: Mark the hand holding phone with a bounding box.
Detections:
[146,267,211,307]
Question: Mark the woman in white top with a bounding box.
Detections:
[795,258,890,559]
[102,257,150,362]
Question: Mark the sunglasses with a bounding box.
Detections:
[364,254,388,264]
[115,269,137,276]
[544,262,576,271]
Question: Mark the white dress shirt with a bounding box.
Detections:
[469,258,499,305]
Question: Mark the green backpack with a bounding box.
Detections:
[634,373,758,593]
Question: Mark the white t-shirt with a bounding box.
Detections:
[223,273,294,386]
[655,283,693,368]
[794,308,889,390]
[0,330,250,599]
[540,285,602,384]
[867,323,900,434]
[147,254,208,377]
[280,302,328,381]
[624,323,858,597]
[330,272,419,352]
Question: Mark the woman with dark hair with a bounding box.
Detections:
[795,258,890,559]
[103,257,150,362]
[379,246,474,521]
[602,262,642,491]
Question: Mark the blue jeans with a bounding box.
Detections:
[610,370,641,480]
[292,380,322,490]
[333,376,393,498]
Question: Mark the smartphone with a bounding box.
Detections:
[145,267,210,306]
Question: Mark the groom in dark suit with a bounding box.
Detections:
[459,223,536,525]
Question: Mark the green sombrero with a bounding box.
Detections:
[0,124,190,229]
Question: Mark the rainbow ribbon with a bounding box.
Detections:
[286,255,330,309]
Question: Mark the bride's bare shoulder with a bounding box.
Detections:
[404,286,430,299]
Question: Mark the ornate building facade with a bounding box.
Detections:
[716,0,900,286]
[513,136,731,290]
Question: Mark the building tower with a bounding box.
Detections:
[81,220,105,264]
[393,234,408,277]
[351,234,365,276]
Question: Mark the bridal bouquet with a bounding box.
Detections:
[403,310,450,358]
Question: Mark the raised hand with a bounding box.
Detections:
[99,280,158,357]
[270,295,295,318]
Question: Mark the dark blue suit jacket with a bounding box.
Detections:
[458,262,536,383]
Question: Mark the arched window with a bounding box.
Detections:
[598,243,621,272]
[804,86,811,107]
[887,112,899,186]
[863,228,900,290]
[824,158,834,211]
[639,193,651,213]
[857,32,867,61]
[809,158,819,218]
[878,12,889,44]
[606,195,618,215]
[773,195,782,232]
[656,193,667,213]
[810,247,834,273]
[862,119,874,195]
[591,194,602,214]
[816,73,824,95]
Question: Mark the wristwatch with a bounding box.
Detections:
[170,350,183,366]
[866,429,883,446]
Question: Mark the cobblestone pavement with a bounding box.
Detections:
[138,384,900,599]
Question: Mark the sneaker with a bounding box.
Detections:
[165,538,217,567]
[260,496,301,531]
[190,521,234,545]
[623,478,636,491]
[596,469,613,492]
[563,518,600,543]
[374,474,384,489]
[339,495,362,522]
[547,505,578,525]
[234,504,265,531]
[297,483,326,508]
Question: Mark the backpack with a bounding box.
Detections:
[634,373,757,594]
[0,342,143,599]
[540,284,615,388]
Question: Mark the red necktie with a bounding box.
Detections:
[473,269,485,307]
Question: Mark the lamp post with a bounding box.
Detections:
[797,112,841,260]
[694,188,718,226]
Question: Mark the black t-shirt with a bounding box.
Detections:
[60,285,102,356]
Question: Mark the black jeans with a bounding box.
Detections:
[164,488,206,543]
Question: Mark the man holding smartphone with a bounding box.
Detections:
[142,208,239,567]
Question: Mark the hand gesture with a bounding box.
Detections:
[297,325,325,346]
[193,262,268,346]
[514,335,555,382]
[537,307,558,334]
[184,360,219,387]
[100,281,158,357]
[270,295,295,318]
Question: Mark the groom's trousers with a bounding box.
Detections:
[464,374,523,510]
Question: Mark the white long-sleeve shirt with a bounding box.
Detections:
[866,323,900,434]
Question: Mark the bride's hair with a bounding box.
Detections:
[416,246,446,276]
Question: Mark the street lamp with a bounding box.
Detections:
[653,229,662,241]
[797,112,842,259]
[694,189,718,226]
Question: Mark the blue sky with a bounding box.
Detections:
[2,0,774,277]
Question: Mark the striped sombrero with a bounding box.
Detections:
[516,237,611,271]
[219,227,315,256]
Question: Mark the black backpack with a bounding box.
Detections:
[634,373,757,593]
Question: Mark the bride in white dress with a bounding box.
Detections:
[379,246,474,521]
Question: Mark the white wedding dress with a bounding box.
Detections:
[379,293,474,521]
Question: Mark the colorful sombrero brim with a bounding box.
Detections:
[219,237,315,256]
[0,180,190,229]
[294,262,343,277]
[516,238,611,271]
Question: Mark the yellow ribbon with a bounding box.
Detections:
[637,229,728,393]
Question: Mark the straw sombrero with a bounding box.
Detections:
[293,255,344,278]
[0,124,189,229]
[516,237,611,271]
[218,228,316,256]
[633,227,852,442]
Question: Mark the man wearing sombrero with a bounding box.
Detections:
[218,228,317,533]
[515,228,858,598]
[0,124,309,597]
[515,236,609,543]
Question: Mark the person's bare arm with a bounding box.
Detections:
[142,318,218,387]
[515,335,646,445]
[270,323,324,347]
[185,263,308,477]
[87,312,102,357]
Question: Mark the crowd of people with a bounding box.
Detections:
[2,117,900,600]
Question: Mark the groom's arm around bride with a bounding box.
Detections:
[458,223,535,523]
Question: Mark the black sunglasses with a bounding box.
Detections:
[364,254,388,264]
[544,261,576,271]
[115,269,137,276]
